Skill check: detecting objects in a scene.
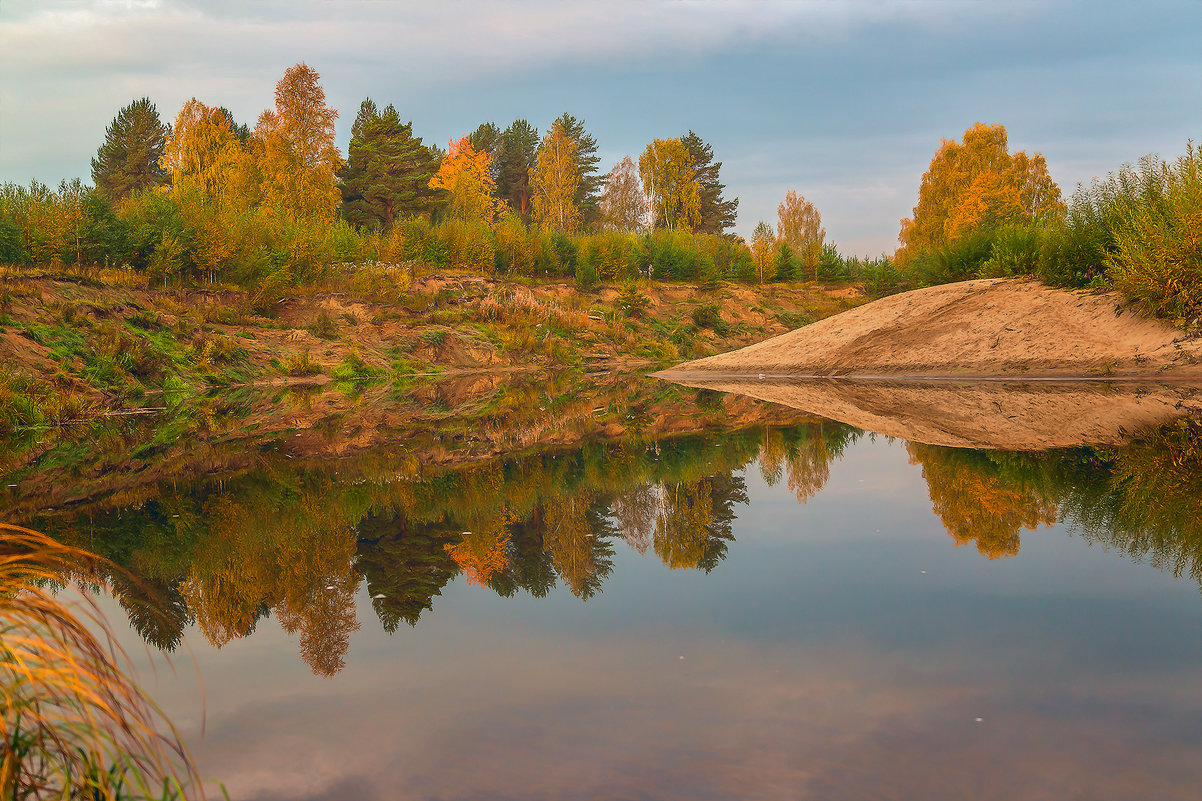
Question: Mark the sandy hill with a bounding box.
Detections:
[659,278,1202,379]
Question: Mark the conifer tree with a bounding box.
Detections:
[91,98,168,202]
[553,113,602,228]
[681,130,738,235]
[339,98,442,229]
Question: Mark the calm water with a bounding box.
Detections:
[5,375,1202,800]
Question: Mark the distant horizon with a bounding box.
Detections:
[3,0,1200,257]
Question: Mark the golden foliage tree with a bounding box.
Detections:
[255,62,341,223]
[429,135,500,224]
[751,220,776,284]
[161,98,243,203]
[530,120,581,232]
[897,122,1065,261]
[638,138,700,230]
[777,190,825,280]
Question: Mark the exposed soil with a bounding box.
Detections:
[659,278,1202,379]
[0,272,864,407]
[655,278,1202,449]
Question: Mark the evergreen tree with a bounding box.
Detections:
[90,98,168,203]
[468,122,502,186]
[681,130,738,235]
[339,98,442,229]
[554,113,602,229]
[496,119,539,218]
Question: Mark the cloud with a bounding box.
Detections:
[2,0,1200,253]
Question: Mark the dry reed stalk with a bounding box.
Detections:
[0,523,207,800]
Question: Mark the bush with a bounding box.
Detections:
[283,351,322,377]
[980,225,1044,278]
[1106,145,1202,321]
[330,350,383,381]
[617,284,650,317]
[690,303,729,335]
[307,311,339,340]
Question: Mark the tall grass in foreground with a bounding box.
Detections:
[0,524,207,800]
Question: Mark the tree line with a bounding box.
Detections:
[0,63,906,294]
[3,62,1195,321]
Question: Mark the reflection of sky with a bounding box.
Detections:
[105,437,1202,801]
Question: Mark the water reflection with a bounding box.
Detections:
[4,375,1202,678]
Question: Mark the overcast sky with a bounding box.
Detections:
[2,0,1200,255]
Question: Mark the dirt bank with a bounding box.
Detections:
[659,278,1202,379]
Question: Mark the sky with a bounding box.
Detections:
[2,0,1200,256]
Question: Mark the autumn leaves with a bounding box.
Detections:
[164,64,340,223]
[896,122,1065,267]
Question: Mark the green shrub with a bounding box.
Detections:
[617,284,650,317]
[330,351,383,381]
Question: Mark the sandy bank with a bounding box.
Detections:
[658,278,1202,379]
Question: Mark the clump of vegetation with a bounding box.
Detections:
[774,310,813,330]
[283,351,322,377]
[187,334,245,368]
[690,303,729,335]
[617,284,650,317]
[305,311,338,340]
[0,524,207,800]
[420,329,448,348]
[331,350,383,381]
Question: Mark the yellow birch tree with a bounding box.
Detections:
[638,138,700,230]
[530,121,581,232]
[777,190,825,281]
[256,63,341,223]
[896,122,1065,262]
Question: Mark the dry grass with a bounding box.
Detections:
[0,524,207,800]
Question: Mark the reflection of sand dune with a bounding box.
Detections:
[659,377,1202,450]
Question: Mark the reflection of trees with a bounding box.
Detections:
[445,525,512,588]
[759,429,785,487]
[356,515,459,632]
[276,560,360,677]
[543,493,615,599]
[115,575,191,653]
[1060,418,1202,584]
[907,443,1059,559]
[489,515,558,599]
[653,473,746,571]
[611,483,658,554]
[177,479,364,676]
[786,421,858,503]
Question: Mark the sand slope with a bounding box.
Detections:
[660,278,1202,378]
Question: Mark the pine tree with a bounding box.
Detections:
[681,130,738,235]
[339,99,442,229]
[90,98,168,203]
[553,113,602,228]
